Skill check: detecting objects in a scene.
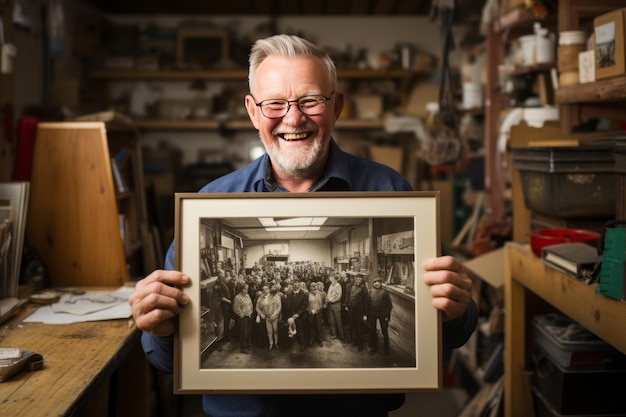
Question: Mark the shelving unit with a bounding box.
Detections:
[483,9,554,223]
[503,2,626,417]
[556,0,626,133]
[106,123,159,277]
[86,68,431,131]
[504,242,626,417]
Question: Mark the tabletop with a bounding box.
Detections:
[0,304,141,416]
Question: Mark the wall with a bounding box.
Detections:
[243,239,330,269]
[289,239,329,266]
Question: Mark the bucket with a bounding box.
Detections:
[519,24,556,66]
[519,34,536,66]
[462,82,483,109]
[536,35,555,64]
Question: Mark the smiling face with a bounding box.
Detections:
[245,55,343,189]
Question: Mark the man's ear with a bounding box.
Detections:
[244,95,261,130]
[333,91,345,120]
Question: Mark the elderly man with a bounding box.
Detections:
[130,34,477,417]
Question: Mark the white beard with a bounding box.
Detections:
[263,136,324,176]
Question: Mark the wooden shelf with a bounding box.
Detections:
[87,69,430,127]
[133,117,385,131]
[505,242,626,416]
[501,62,555,77]
[555,75,626,104]
[497,8,538,31]
[496,7,554,34]
[506,243,626,353]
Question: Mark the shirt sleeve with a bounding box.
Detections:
[442,298,478,350]
[141,332,174,373]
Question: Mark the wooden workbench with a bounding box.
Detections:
[0,304,152,417]
[504,242,626,417]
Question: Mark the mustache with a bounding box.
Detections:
[272,124,316,136]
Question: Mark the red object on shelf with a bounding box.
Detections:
[530,228,600,257]
[11,116,39,181]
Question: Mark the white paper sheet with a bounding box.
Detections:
[23,287,134,324]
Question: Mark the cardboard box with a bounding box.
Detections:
[594,8,626,80]
[352,95,383,120]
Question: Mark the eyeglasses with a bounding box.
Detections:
[253,91,335,119]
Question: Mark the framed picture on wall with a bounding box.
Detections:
[173,191,440,394]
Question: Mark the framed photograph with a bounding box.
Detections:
[174,191,441,394]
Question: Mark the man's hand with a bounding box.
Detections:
[422,256,473,322]
[128,270,190,337]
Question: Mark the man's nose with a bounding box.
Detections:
[282,101,307,122]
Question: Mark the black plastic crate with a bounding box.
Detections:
[511,144,615,218]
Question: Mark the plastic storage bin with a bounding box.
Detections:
[533,387,626,417]
[532,349,626,414]
[511,144,615,218]
[532,313,622,368]
[531,313,626,415]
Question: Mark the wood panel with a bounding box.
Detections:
[0,306,147,417]
[27,122,127,287]
[505,242,626,417]
[555,75,626,103]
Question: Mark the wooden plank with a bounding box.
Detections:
[27,122,127,287]
[504,243,554,417]
[511,167,531,244]
[0,307,140,417]
[555,75,626,103]
[506,242,626,353]
[484,21,505,222]
[504,247,528,417]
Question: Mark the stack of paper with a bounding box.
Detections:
[24,287,134,324]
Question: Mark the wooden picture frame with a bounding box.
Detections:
[173,191,441,394]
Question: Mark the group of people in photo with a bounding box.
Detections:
[208,260,393,357]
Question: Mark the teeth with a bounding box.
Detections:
[282,132,308,141]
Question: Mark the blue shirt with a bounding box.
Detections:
[141,139,478,417]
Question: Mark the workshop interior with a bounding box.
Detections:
[1,0,626,416]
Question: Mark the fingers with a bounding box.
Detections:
[129,270,191,336]
[422,256,473,321]
[431,296,469,322]
[422,256,472,290]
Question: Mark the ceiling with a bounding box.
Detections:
[79,0,434,15]
[219,216,368,241]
